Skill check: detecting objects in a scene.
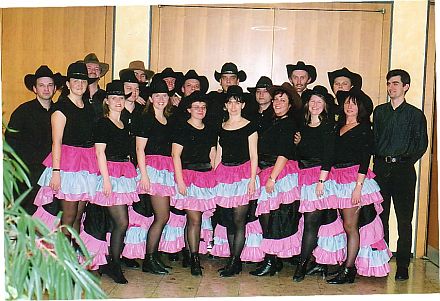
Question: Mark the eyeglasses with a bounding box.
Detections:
[191,105,207,110]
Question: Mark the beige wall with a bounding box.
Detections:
[113,6,152,79]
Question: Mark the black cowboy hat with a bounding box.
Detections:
[66,62,95,84]
[155,67,184,81]
[175,69,210,97]
[119,60,155,80]
[302,85,335,107]
[119,69,139,84]
[328,67,362,90]
[214,62,247,82]
[105,80,132,99]
[24,65,65,91]
[147,78,174,97]
[268,82,302,110]
[184,90,209,109]
[224,85,244,103]
[336,87,373,117]
[77,53,109,77]
[286,61,317,84]
[247,76,273,94]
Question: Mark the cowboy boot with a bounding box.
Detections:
[292,259,309,282]
[190,253,202,276]
[154,252,172,270]
[249,254,277,276]
[182,249,191,268]
[142,254,169,275]
[327,265,357,284]
[306,261,328,278]
[219,256,242,277]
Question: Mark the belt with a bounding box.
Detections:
[375,155,410,164]
[298,158,322,169]
[333,162,357,169]
[222,160,247,167]
[107,154,130,162]
[182,162,212,172]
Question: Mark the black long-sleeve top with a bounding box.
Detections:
[333,122,373,175]
[296,120,336,171]
[134,113,173,156]
[258,116,296,165]
[373,101,428,164]
[5,99,53,169]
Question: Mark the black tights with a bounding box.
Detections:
[226,204,249,257]
[300,210,323,262]
[340,207,360,267]
[146,195,170,255]
[61,200,86,237]
[107,205,128,264]
[185,210,202,253]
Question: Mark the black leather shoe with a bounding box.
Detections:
[249,255,277,276]
[100,261,128,284]
[219,256,242,277]
[168,252,180,262]
[395,266,409,281]
[306,262,328,278]
[142,254,169,275]
[190,253,203,276]
[182,249,191,268]
[121,257,140,269]
[154,252,172,270]
[327,266,356,284]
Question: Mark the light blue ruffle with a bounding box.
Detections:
[258,173,298,202]
[201,217,213,231]
[96,175,137,193]
[38,168,98,195]
[333,178,381,198]
[357,246,392,267]
[174,184,217,200]
[213,236,228,245]
[300,180,338,201]
[216,177,261,197]
[124,226,148,244]
[317,232,347,252]
[245,233,263,247]
[161,224,184,242]
[136,166,175,187]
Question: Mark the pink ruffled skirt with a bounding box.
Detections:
[136,155,175,196]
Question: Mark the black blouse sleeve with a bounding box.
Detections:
[277,119,296,159]
[357,123,374,175]
[172,123,186,146]
[321,121,336,171]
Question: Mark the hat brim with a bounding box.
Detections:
[77,59,109,77]
[24,72,66,91]
[120,67,155,80]
[328,69,363,91]
[214,70,247,82]
[175,75,209,97]
[286,64,317,84]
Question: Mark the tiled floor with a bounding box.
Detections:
[101,255,439,298]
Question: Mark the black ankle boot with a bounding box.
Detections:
[306,262,328,278]
[249,255,277,276]
[275,257,284,272]
[327,266,356,284]
[154,252,172,270]
[190,253,202,276]
[121,257,140,269]
[142,254,169,275]
[182,249,191,268]
[219,256,242,277]
[292,259,309,282]
[100,261,128,284]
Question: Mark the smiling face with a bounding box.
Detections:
[387,75,409,100]
[182,79,201,97]
[332,76,352,94]
[66,78,88,97]
[106,95,125,113]
[343,97,359,119]
[86,62,101,79]
[272,92,291,116]
[308,95,326,117]
[150,92,170,112]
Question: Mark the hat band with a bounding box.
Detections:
[69,72,88,78]
[222,70,237,74]
[107,91,125,96]
[256,84,271,89]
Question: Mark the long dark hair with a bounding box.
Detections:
[337,95,370,126]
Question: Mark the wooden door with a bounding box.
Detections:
[1,6,114,122]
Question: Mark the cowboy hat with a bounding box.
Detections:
[286,61,317,84]
[78,53,109,77]
[24,65,65,91]
[119,60,155,80]
[328,67,362,90]
[247,76,273,94]
[214,62,247,82]
[66,62,95,84]
[302,85,335,107]
[105,80,132,99]
[268,82,302,110]
[120,69,139,84]
[175,69,209,97]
